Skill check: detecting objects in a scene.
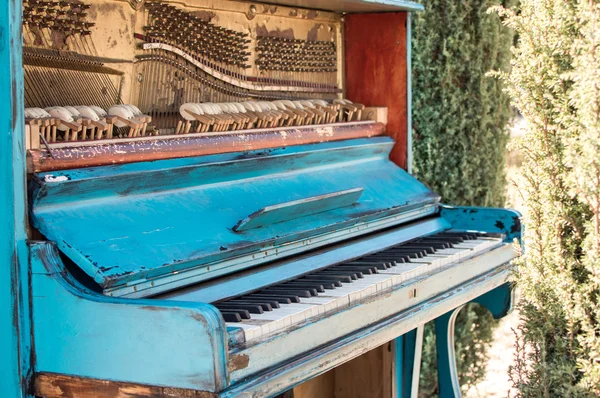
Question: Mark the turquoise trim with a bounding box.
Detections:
[0,1,31,397]
[355,0,424,11]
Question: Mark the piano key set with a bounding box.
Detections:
[210,232,505,344]
[1,0,523,397]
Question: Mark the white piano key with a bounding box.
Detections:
[252,303,320,335]
[299,296,341,313]
[430,248,464,262]
[409,255,446,268]
[228,321,264,342]
[344,277,389,302]
[379,263,422,281]
[455,238,502,257]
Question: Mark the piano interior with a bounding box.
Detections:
[22,0,381,152]
[22,0,521,397]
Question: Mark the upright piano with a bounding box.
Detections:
[10,0,521,396]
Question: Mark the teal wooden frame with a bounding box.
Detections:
[0,1,31,397]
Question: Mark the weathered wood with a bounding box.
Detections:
[28,122,385,172]
[34,373,217,398]
[294,344,393,398]
[334,344,393,398]
[294,369,335,397]
[345,13,408,169]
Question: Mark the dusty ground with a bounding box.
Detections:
[464,310,519,397]
[464,117,527,398]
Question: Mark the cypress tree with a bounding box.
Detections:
[490,1,600,395]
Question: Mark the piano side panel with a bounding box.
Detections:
[344,13,408,169]
[440,205,523,242]
[30,242,228,393]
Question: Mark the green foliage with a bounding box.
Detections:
[489,0,600,395]
[412,0,515,208]
[411,0,516,395]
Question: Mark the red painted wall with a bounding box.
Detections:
[345,12,408,169]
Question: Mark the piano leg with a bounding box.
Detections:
[435,307,464,398]
[434,283,513,398]
[394,325,424,398]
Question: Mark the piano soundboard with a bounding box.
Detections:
[13,0,522,397]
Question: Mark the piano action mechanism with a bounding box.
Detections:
[11,0,522,396]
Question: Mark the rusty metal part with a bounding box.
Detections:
[28,121,385,172]
[23,47,128,74]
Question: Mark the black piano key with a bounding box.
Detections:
[384,253,412,262]
[374,251,423,259]
[435,233,469,242]
[311,270,352,283]
[316,269,360,279]
[233,298,281,309]
[214,307,251,319]
[397,245,436,254]
[248,294,296,304]
[362,255,407,264]
[438,232,477,239]
[283,282,325,293]
[431,236,464,244]
[386,248,428,256]
[347,261,392,270]
[297,278,341,288]
[229,301,273,311]
[414,239,453,249]
[221,311,242,322]
[334,265,377,274]
[303,274,351,284]
[263,288,314,298]
[215,303,264,314]
[436,232,468,236]
[338,263,380,271]
[352,258,396,266]
[318,270,361,279]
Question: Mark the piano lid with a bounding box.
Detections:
[251,0,423,13]
[29,137,440,297]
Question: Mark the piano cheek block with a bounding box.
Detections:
[30,243,229,392]
[440,205,523,242]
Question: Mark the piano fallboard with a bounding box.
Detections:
[29,138,439,298]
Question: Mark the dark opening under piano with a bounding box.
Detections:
[19,0,522,396]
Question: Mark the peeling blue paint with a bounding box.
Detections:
[1,1,31,397]
[29,138,440,297]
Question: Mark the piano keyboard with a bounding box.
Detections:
[219,232,504,344]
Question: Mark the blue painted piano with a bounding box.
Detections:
[0,0,520,397]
